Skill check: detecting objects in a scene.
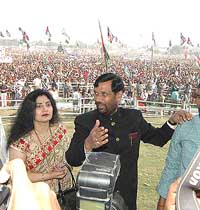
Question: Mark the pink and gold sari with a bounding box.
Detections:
[10,124,72,193]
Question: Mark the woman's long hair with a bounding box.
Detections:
[7,89,59,149]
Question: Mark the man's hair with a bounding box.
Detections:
[94,73,125,93]
[7,89,59,149]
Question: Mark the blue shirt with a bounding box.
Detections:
[157,115,200,198]
[171,91,179,101]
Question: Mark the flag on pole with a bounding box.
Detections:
[169,40,172,48]
[18,27,30,50]
[23,32,29,42]
[45,26,51,41]
[152,32,156,47]
[6,30,11,37]
[107,27,114,43]
[0,32,4,37]
[107,27,121,44]
[18,27,23,32]
[45,26,50,35]
[180,33,186,45]
[61,28,70,43]
[187,37,193,46]
[98,20,110,70]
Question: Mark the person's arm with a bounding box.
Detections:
[140,110,192,147]
[9,147,67,182]
[0,158,61,210]
[168,110,192,125]
[66,117,108,166]
[156,126,182,209]
[27,170,67,183]
[9,146,26,162]
[157,196,166,210]
[66,116,91,166]
[164,178,181,210]
[84,120,108,152]
[139,111,174,146]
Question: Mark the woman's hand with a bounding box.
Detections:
[50,166,67,179]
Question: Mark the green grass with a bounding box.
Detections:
[1,111,170,210]
[137,117,170,210]
[138,141,169,209]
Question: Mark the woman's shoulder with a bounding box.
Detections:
[14,134,30,144]
[10,134,30,152]
[50,123,68,134]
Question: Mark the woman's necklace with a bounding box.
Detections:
[33,127,55,169]
[34,128,52,145]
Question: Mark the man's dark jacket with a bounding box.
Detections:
[66,108,174,210]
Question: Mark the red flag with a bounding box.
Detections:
[18,27,30,50]
[107,27,114,43]
[45,26,51,41]
[45,26,49,35]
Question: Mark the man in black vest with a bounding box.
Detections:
[66,73,192,210]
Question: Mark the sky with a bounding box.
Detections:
[0,0,200,47]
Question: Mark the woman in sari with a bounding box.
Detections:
[7,89,71,194]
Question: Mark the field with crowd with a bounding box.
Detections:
[0,46,200,209]
[0,46,199,109]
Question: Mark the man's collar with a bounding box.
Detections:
[98,108,121,121]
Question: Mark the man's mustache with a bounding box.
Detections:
[95,102,104,106]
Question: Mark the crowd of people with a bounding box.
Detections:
[0,48,200,107]
[0,72,193,210]
[0,47,200,210]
